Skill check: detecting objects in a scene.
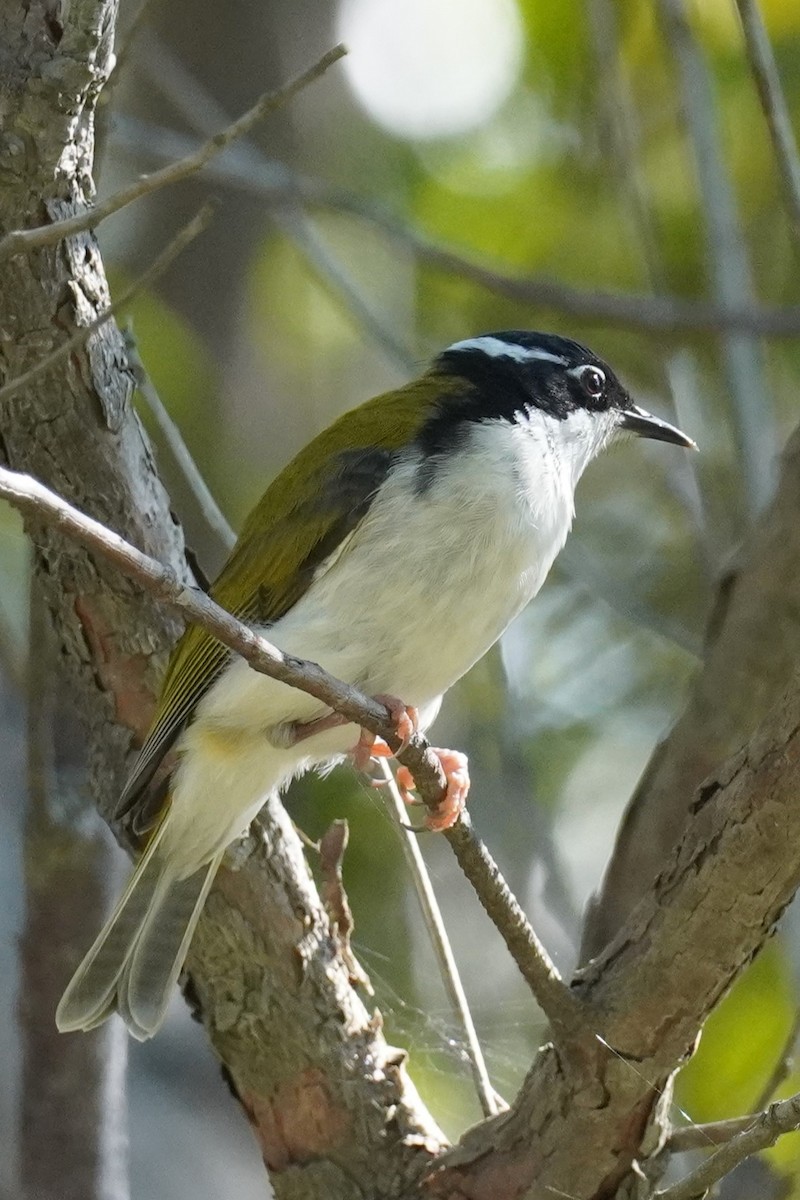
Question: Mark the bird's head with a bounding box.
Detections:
[422,331,695,480]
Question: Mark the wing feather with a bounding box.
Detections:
[116,377,448,820]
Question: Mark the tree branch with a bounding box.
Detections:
[657,1093,800,1200]
[428,683,800,1197]
[667,1114,761,1152]
[0,44,346,264]
[582,419,800,963]
[112,114,800,342]
[0,206,212,405]
[734,0,800,247]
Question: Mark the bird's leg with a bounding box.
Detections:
[396,750,470,832]
[284,695,418,769]
[286,700,468,831]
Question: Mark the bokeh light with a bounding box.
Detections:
[337,0,524,140]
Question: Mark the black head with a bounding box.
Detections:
[420,330,694,458]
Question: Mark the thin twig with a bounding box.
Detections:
[133,35,415,374]
[111,115,800,342]
[586,0,709,559]
[667,1113,763,1153]
[656,1093,800,1200]
[734,0,800,246]
[123,328,236,554]
[0,44,346,263]
[0,206,212,405]
[753,1006,800,1111]
[378,759,503,1118]
[0,464,583,1038]
[657,0,776,517]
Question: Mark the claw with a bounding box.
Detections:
[396,748,470,832]
[352,696,419,771]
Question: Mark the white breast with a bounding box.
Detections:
[164,409,606,871]
[209,414,582,730]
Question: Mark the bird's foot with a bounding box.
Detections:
[352,696,419,771]
[396,748,470,832]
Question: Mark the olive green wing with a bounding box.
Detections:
[115,377,442,820]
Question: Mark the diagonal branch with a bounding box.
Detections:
[656,1093,800,1200]
[734,0,800,247]
[0,207,212,404]
[0,44,346,264]
[112,115,800,342]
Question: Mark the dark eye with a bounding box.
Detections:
[576,365,606,399]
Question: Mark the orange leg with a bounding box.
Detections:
[287,694,419,770]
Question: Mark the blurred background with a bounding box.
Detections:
[3,0,800,1195]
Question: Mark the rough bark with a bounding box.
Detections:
[582,424,800,962]
[5,4,800,1200]
[421,687,800,1199]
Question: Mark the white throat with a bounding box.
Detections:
[475,406,616,539]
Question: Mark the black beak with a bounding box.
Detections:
[620,405,697,450]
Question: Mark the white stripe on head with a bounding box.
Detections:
[446,336,568,366]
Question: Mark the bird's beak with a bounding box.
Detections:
[620,405,697,450]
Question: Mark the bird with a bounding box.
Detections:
[56,329,694,1041]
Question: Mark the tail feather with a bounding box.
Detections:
[118,853,223,1039]
[56,820,170,1034]
[56,821,223,1041]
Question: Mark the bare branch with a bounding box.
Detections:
[0,207,212,404]
[656,1093,800,1200]
[112,115,800,343]
[657,0,776,515]
[124,329,236,554]
[0,464,582,1037]
[0,44,346,263]
[668,1113,763,1152]
[378,759,503,1118]
[753,1006,800,1111]
[734,0,800,246]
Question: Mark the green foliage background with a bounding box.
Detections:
[5,0,800,1194]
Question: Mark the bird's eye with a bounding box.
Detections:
[576,365,606,398]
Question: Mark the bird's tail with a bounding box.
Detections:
[56,819,223,1041]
